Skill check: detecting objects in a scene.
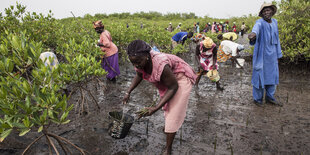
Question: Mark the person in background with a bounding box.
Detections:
[123,40,197,155]
[167,22,173,32]
[204,23,210,32]
[218,22,223,33]
[171,31,193,49]
[240,22,246,38]
[176,23,182,31]
[232,22,237,32]
[222,21,226,33]
[248,3,283,107]
[217,32,238,41]
[208,23,212,32]
[193,23,197,33]
[225,21,229,32]
[93,20,120,82]
[207,22,212,32]
[140,23,143,29]
[215,22,220,33]
[127,23,129,28]
[195,37,224,90]
[211,22,216,33]
[217,40,245,68]
[196,22,200,33]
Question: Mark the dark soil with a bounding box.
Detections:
[1,34,310,155]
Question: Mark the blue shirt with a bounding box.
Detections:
[250,18,282,88]
[172,32,188,42]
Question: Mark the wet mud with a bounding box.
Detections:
[1,35,310,155]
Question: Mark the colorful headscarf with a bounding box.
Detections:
[203,37,214,48]
[93,20,104,29]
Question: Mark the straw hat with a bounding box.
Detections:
[203,37,214,48]
[259,3,277,17]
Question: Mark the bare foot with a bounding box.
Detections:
[217,86,224,91]
[163,148,171,155]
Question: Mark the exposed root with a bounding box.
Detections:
[47,133,86,155]
[22,129,86,155]
[22,134,44,155]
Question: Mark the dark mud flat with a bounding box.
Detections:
[1,36,310,155]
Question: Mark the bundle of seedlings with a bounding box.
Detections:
[135,96,158,119]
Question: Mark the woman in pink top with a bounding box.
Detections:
[122,40,197,155]
[93,20,120,82]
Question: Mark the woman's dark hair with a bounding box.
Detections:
[217,34,223,40]
[127,40,151,57]
[188,32,193,38]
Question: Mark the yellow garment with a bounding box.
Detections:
[223,32,238,41]
[207,69,220,82]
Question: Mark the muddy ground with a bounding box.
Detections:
[1,35,310,155]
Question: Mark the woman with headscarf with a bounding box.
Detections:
[93,20,120,82]
[195,37,224,90]
[122,40,197,155]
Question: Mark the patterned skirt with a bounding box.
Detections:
[217,45,232,62]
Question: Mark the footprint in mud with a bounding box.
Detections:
[130,138,149,152]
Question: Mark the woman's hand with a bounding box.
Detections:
[137,106,157,119]
[122,92,130,104]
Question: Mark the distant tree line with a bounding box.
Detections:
[92,11,198,20]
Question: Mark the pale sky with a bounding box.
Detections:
[1,0,279,19]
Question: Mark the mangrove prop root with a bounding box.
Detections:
[22,134,45,155]
[47,133,86,155]
[54,136,72,155]
[80,87,85,115]
[81,86,100,109]
[46,135,60,155]
[45,134,52,155]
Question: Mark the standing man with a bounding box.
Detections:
[248,3,283,106]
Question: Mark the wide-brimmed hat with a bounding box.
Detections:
[259,3,277,17]
[203,37,214,48]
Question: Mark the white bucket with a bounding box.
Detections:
[236,58,245,68]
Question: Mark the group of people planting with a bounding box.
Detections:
[90,2,282,155]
